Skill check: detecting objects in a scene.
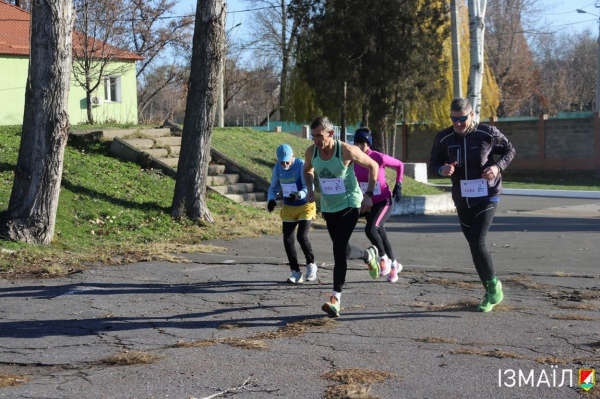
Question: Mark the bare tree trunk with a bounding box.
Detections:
[361,100,369,127]
[0,0,74,244]
[279,0,288,121]
[468,0,487,122]
[171,0,225,222]
[340,80,347,142]
[86,77,94,124]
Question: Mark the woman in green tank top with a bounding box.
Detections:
[303,116,382,318]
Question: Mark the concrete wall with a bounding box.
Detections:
[0,56,138,126]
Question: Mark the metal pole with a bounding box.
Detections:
[451,0,463,98]
[597,15,600,112]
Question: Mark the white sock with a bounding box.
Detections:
[332,291,341,301]
[381,254,389,263]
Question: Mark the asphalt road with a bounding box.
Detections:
[0,195,598,399]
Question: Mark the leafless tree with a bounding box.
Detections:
[127,0,194,116]
[0,0,74,244]
[171,0,225,222]
[71,0,130,124]
[242,0,304,120]
[485,0,540,117]
[531,29,597,114]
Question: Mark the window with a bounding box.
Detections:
[104,76,121,102]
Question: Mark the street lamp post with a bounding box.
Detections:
[577,5,600,112]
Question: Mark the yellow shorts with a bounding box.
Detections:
[280,202,317,222]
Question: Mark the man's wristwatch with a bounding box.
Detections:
[364,191,374,198]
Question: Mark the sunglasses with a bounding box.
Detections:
[450,115,470,123]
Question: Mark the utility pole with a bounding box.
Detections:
[451,0,463,98]
[577,4,600,111]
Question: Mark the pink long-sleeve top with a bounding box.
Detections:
[354,148,404,204]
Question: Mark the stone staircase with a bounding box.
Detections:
[74,126,271,209]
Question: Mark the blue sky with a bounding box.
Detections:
[174,0,599,37]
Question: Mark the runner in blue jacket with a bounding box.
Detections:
[267,144,317,284]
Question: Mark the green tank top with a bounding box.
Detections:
[312,140,363,212]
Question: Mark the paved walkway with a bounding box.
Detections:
[0,195,599,398]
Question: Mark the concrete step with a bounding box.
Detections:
[208,164,226,176]
[170,146,181,155]
[144,148,168,158]
[103,128,171,140]
[225,192,266,202]
[207,174,240,186]
[156,157,179,167]
[155,136,182,147]
[123,138,154,149]
[210,182,255,195]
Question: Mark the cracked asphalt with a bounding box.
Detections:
[1,195,599,399]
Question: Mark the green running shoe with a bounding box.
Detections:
[365,246,380,279]
[322,294,340,317]
[477,277,504,312]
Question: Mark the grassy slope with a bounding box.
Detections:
[0,126,281,276]
[211,128,444,196]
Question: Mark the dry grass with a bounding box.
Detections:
[323,383,377,399]
[220,338,268,350]
[492,303,528,312]
[414,337,459,345]
[322,368,397,385]
[546,290,600,301]
[450,348,523,359]
[321,368,398,399]
[218,322,252,330]
[100,350,162,366]
[550,315,598,321]
[0,374,27,387]
[534,355,573,365]
[556,303,598,311]
[254,317,338,340]
[427,299,480,311]
[172,317,338,351]
[172,339,218,348]
[553,270,572,277]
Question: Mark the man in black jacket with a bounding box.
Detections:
[429,97,516,312]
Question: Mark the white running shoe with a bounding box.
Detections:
[287,271,304,284]
[387,260,403,283]
[379,257,391,276]
[306,263,318,281]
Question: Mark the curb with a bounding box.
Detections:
[391,193,455,216]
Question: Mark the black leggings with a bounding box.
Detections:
[323,207,369,293]
[364,198,394,260]
[283,220,314,272]
[456,201,498,286]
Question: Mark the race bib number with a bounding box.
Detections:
[359,181,382,195]
[281,183,296,198]
[460,178,489,198]
[320,177,346,195]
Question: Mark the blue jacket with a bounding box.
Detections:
[267,158,310,206]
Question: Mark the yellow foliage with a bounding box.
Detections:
[405,0,500,129]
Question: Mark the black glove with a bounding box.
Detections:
[393,183,402,202]
[288,192,299,202]
[267,199,277,212]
